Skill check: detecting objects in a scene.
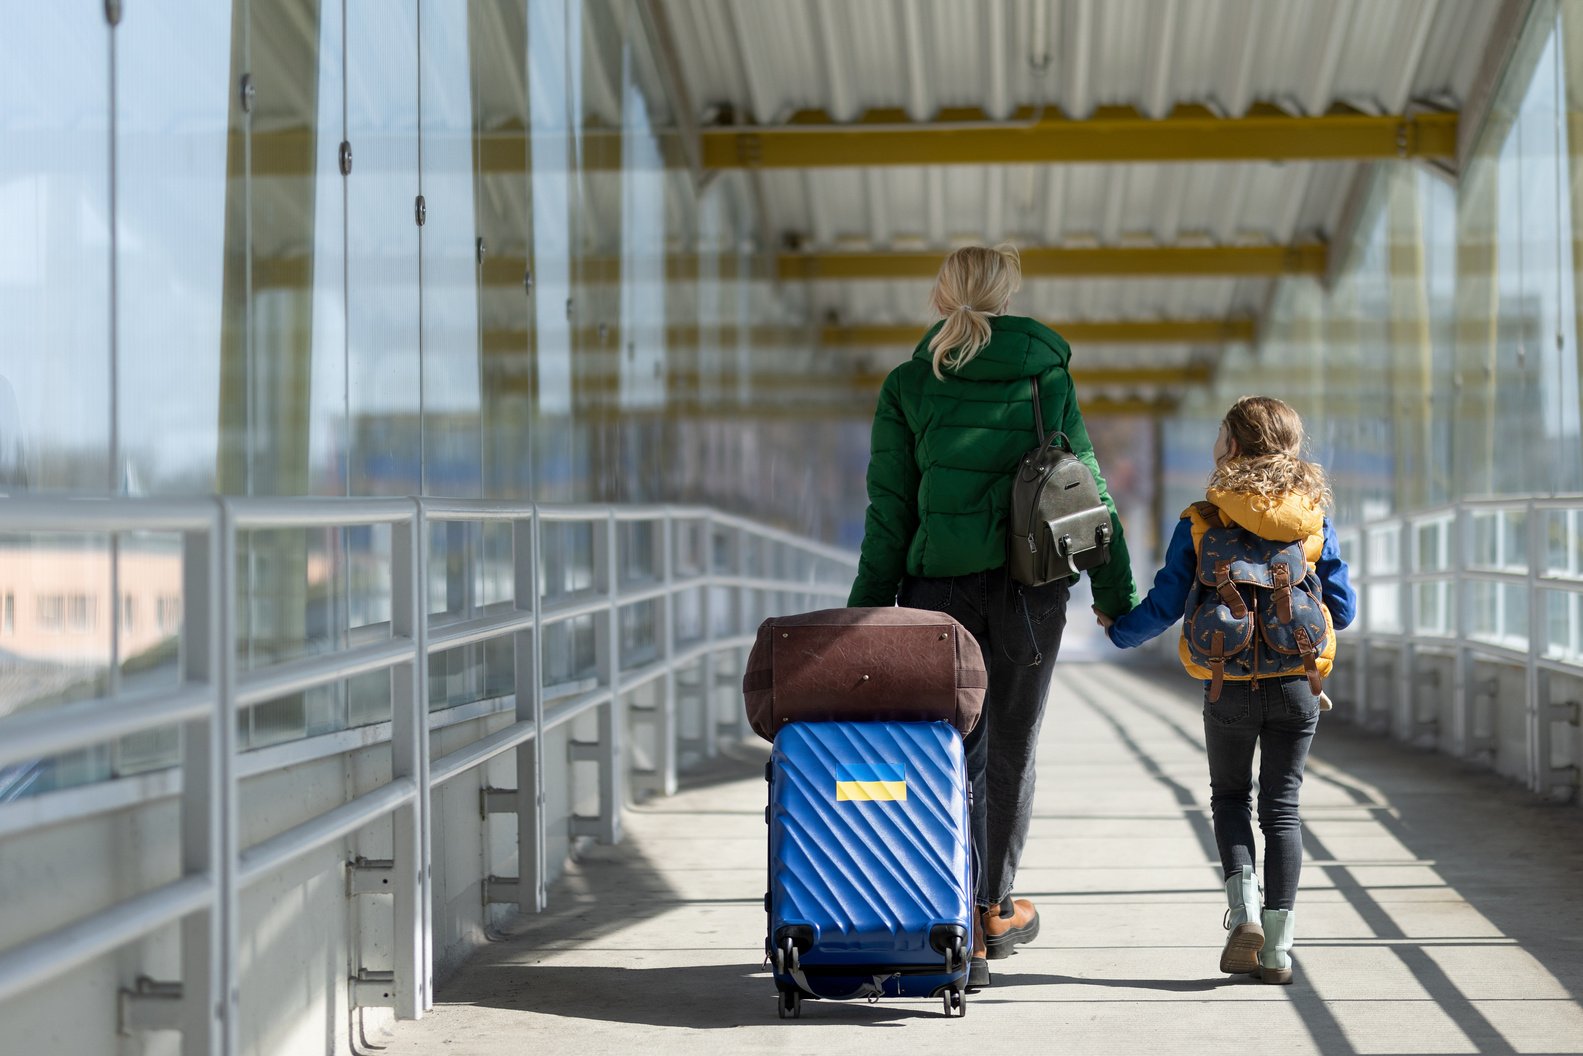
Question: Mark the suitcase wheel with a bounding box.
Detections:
[777,987,802,1020]
[772,935,800,975]
[942,986,965,1018]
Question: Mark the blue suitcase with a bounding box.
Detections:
[766,720,972,1018]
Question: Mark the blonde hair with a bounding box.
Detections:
[1209,395,1333,509]
[927,243,1022,380]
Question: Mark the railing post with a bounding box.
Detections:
[1399,516,1418,744]
[592,512,624,844]
[1452,504,1474,756]
[1526,500,1550,796]
[1353,522,1370,724]
[656,511,679,796]
[513,508,547,910]
[179,501,234,1056]
[388,502,427,1019]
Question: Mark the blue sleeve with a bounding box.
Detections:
[1107,518,1196,649]
[1317,519,1356,631]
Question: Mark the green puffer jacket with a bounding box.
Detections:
[847,315,1140,616]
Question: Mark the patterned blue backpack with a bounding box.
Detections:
[1182,502,1327,703]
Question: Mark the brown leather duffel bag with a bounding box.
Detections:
[741,606,986,742]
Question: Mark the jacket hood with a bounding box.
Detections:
[1205,487,1324,542]
[911,315,1071,381]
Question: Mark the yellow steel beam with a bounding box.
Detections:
[781,243,1326,280]
[486,387,1177,421]
[820,318,1255,347]
[241,106,1457,177]
[253,246,1319,290]
[492,366,1207,394]
[703,105,1459,168]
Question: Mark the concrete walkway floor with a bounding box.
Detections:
[380,661,1583,1056]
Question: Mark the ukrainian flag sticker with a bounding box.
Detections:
[835,763,906,802]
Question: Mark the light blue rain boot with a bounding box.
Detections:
[1258,908,1295,984]
[1219,869,1264,974]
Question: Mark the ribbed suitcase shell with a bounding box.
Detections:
[767,721,971,1001]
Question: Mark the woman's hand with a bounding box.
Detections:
[1092,605,1114,629]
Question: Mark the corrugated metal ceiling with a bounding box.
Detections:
[655,0,1504,367]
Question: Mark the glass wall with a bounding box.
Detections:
[0,0,863,795]
[1166,1,1583,537]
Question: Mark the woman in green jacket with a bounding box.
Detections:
[848,244,1140,988]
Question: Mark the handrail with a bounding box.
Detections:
[1337,495,1583,801]
[0,496,856,1051]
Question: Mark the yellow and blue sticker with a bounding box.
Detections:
[835,762,906,802]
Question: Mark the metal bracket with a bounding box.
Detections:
[414,194,426,227]
[104,0,123,26]
[347,856,395,896]
[479,786,519,818]
[351,970,397,1008]
[568,741,602,763]
[239,73,255,114]
[118,976,183,1035]
[338,140,353,176]
[482,875,521,906]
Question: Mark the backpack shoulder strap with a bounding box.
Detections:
[1191,501,1225,528]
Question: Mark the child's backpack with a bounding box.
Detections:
[1182,502,1328,703]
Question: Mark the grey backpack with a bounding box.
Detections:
[1006,377,1113,587]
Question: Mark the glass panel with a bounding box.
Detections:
[1414,517,1451,573]
[117,3,232,494]
[243,0,344,499]
[1471,511,1502,568]
[619,598,660,669]
[1413,581,1452,637]
[1542,588,1583,661]
[527,0,576,499]
[543,614,597,688]
[1366,583,1402,634]
[346,0,420,497]
[473,1,535,502]
[0,533,114,796]
[1543,508,1583,577]
[419,0,481,500]
[1367,524,1400,576]
[0,9,111,492]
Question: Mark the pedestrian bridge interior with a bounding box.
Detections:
[0,1,1580,1054]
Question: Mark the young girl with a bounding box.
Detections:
[1100,396,1355,984]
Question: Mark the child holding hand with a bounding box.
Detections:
[1100,396,1355,984]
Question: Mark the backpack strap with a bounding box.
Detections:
[1212,560,1247,619]
[1030,377,1045,444]
[1191,501,1225,527]
[1206,630,1227,703]
[1271,562,1293,623]
[1293,626,1323,696]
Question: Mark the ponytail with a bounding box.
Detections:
[926,243,1022,380]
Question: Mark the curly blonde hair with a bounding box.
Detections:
[1208,395,1333,509]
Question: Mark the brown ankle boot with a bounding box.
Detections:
[982,898,1040,960]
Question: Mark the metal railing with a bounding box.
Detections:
[0,496,855,1055]
[1337,495,1583,802]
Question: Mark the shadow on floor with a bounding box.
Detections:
[457,962,948,1027]
[1070,661,1583,1056]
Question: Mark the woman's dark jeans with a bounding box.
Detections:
[1202,676,1321,910]
[898,567,1068,913]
